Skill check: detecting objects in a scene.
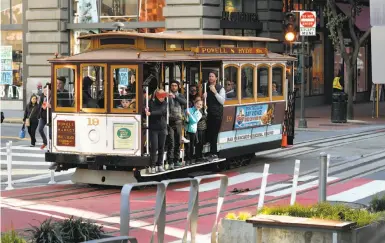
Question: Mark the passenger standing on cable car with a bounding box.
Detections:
[38,83,52,150]
[145,89,168,174]
[188,84,198,108]
[204,70,225,160]
[166,80,187,169]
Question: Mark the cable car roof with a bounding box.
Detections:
[49,48,295,63]
[77,31,279,42]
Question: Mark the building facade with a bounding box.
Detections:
[0,0,371,110]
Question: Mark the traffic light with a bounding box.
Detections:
[284,12,297,42]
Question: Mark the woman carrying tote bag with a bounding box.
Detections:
[23,94,40,147]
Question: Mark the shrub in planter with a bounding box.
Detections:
[59,216,104,243]
[259,202,385,228]
[225,212,252,221]
[25,218,63,243]
[369,194,385,213]
[25,217,104,243]
[1,229,27,243]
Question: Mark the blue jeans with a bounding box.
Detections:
[38,119,52,145]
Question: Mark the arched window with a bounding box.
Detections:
[272,65,284,97]
[257,66,270,98]
[241,65,254,100]
[224,65,239,101]
[54,65,77,112]
[80,64,107,112]
[111,65,138,113]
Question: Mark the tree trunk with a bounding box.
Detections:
[345,63,354,120]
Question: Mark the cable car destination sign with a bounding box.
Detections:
[299,11,317,36]
[194,47,268,56]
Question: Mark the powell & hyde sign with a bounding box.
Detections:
[194,47,268,56]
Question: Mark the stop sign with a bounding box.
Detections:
[300,11,316,28]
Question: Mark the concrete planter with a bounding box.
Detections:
[218,218,385,243]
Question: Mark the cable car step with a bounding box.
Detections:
[141,158,226,177]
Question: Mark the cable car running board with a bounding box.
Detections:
[140,158,226,177]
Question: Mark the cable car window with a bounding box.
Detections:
[257,66,269,98]
[80,64,107,111]
[55,67,76,111]
[111,66,137,112]
[272,66,284,96]
[224,66,238,100]
[241,65,254,99]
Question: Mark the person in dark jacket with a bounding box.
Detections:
[38,83,52,150]
[1,112,4,123]
[203,70,225,160]
[145,89,168,174]
[23,94,40,147]
[166,80,187,169]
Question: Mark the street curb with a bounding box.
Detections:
[2,119,24,124]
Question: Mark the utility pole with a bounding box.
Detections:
[298,35,308,128]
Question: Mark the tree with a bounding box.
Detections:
[324,0,371,119]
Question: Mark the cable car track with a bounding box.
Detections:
[5,128,385,236]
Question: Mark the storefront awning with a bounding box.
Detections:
[336,3,370,32]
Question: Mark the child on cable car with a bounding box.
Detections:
[184,97,203,165]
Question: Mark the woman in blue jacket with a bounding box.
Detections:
[184,97,203,165]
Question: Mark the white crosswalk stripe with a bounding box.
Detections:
[1,144,73,186]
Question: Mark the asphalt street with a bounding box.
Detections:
[1,122,385,200]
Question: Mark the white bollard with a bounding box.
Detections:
[290,160,301,205]
[5,141,14,190]
[326,154,331,178]
[257,163,270,211]
[48,170,56,184]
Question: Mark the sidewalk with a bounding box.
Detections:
[295,102,385,131]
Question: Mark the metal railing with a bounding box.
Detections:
[119,174,228,243]
[82,236,138,243]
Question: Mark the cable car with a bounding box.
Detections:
[45,28,295,186]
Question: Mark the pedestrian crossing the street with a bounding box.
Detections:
[0,144,74,186]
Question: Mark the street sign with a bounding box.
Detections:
[370,0,385,26]
[371,26,385,84]
[299,11,316,36]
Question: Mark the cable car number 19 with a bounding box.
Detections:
[87,118,99,126]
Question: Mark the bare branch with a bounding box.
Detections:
[359,28,371,46]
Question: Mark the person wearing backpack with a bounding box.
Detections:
[23,94,40,147]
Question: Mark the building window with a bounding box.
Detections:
[73,0,165,24]
[225,0,242,12]
[101,0,138,22]
[11,0,22,24]
[1,0,11,24]
[222,0,258,37]
[1,0,22,24]
[0,30,23,101]
[224,29,242,36]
